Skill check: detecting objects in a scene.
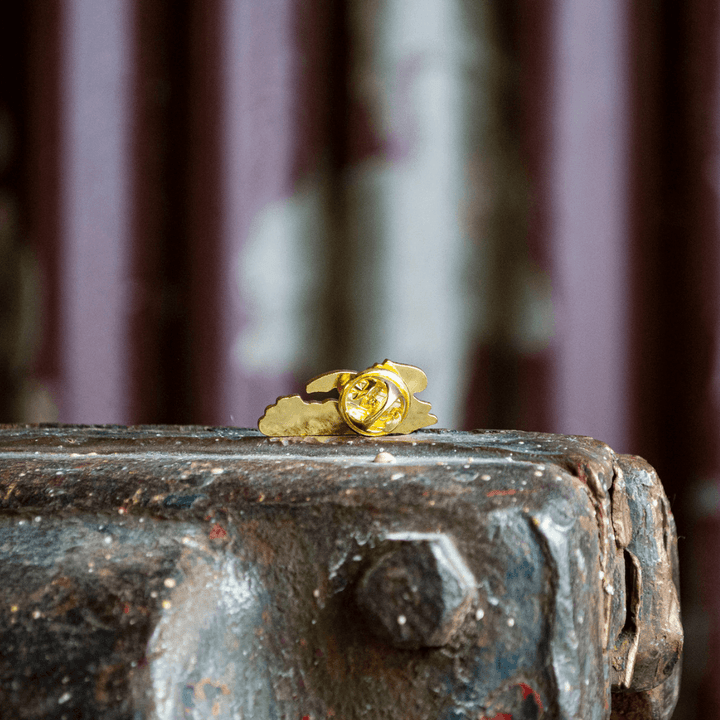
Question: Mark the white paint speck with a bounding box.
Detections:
[373,452,395,464]
[397,615,407,625]
[507,618,515,627]
[475,608,484,620]
[481,474,491,481]
[104,536,112,545]
[313,588,320,599]
[211,468,224,475]
[58,692,71,705]
[163,578,176,589]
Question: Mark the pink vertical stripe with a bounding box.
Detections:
[219,0,298,426]
[714,9,720,447]
[59,0,134,423]
[548,0,631,451]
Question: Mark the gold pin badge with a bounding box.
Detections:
[258,360,437,437]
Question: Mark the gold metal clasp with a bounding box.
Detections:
[258,360,437,437]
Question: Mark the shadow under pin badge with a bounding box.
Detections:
[258,360,437,437]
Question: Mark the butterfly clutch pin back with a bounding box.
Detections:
[258,360,437,437]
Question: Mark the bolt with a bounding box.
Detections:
[356,533,477,649]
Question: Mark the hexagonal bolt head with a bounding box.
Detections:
[356,532,477,649]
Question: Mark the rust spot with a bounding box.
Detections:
[519,682,543,711]
[28,585,48,603]
[238,519,278,565]
[51,576,73,589]
[208,524,227,540]
[94,662,124,704]
[52,595,79,617]
[487,489,517,497]
[194,678,230,702]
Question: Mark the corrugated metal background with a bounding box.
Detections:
[1,1,719,716]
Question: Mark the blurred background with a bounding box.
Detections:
[0,0,718,716]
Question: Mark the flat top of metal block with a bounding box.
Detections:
[0,423,614,467]
[0,426,617,516]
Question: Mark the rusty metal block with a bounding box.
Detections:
[0,426,682,719]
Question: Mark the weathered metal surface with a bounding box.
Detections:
[0,425,682,719]
[609,456,683,719]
